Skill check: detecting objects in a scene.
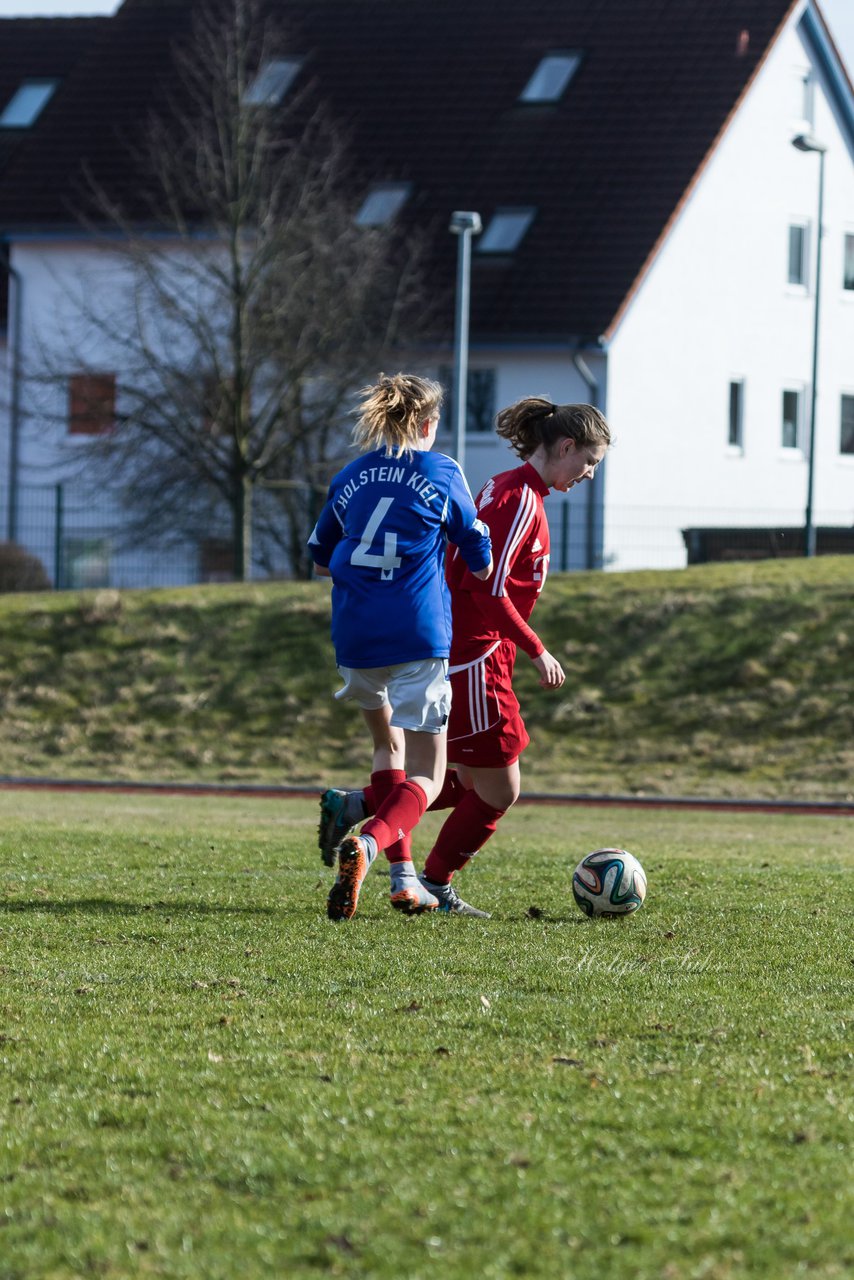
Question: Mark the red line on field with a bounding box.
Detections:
[0,776,851,817]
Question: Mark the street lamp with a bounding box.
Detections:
[791,132,827,558]
[449,211,482,474]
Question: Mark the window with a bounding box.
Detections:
[244,57,302,106]
[355,183,411,227]
[0,79,58,128]
[782,389,802,450]
[63,538,111,590]
[787,224,807,286]
[438,366,496,434]
[728,380,744,448]
[841,395,854,455]
[520,53,581,103]
[844,234,854,292]
[801,72,815,126]
[199,538,234,583]
[69,373,116,436]
[478,208,535,254]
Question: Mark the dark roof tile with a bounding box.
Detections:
[0,17,108,175]
[0,0,801,340]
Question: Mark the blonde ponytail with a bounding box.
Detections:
[354,373,443,457]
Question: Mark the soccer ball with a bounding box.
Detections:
[572,848,647,918]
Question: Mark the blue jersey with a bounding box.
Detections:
[309,447,491,668]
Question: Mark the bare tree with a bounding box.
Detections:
[40,0,431,580]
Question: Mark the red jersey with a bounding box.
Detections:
[448,461,550,664]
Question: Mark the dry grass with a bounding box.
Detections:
[0,558,851,799]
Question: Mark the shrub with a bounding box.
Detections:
[0,541,51,592]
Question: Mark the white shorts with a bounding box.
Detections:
[334,658,451,734]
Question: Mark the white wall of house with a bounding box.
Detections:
[4,3,852,587]
[4,237,286,587]
[433,347,608,571]
[2,239,199,586]
[604,10,854,570]
[10,239,132,479]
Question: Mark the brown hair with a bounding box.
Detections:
[496,396,611,460]
[353,373,443,457]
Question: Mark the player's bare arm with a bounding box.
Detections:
[532,649,565,688]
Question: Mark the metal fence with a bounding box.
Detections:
[6,483,205,589]
[1,481,852,590]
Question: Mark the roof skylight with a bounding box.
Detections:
[355,183,411,227]
[520,52,581,103]
[0,79,58,129]
[244,57,303,106]
[477,208,536,254]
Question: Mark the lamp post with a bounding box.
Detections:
[448,211,481,474]
[792,132,827,558]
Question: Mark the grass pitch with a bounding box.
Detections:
[1,790,853,1279]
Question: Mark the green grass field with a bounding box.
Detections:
[2,789,852,1279]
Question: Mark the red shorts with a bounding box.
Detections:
[447,639,529,768]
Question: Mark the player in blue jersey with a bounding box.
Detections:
[309,372,492,921]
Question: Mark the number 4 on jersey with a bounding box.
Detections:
[351,497,402,580]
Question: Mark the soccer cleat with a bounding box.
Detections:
[419,875,492,919]
[327,834,376,921]
[318,789,365,867]
[389,878,439,916]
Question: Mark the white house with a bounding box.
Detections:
[1,0,852,586]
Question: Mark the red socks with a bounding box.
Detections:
[365,769,468,816]
[359,770,502,879]
[422,790,507,885]
[367,770,411,865]
[427,770,469,811]
[362,780,428,857]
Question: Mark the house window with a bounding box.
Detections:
[438,366,496,434]
[68,373,116,436]
[787,224,807,286]
[844,234,854,292]
[355,183,411,227]
[244,57,302,106]
[801,72,815,126]
[64,538,111,590]
[0,79,57,128]
[841,395,854,456]
[728,380,744,448]
[520,53,581,103]
[478,208,536,254]
[782,389,802,450]
[199,538,234,583]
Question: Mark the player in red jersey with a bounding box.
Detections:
[415,396,611,915]
[319,396,611,916]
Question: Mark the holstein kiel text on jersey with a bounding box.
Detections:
[334,465,442,515]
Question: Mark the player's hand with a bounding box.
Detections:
[472,555,493,581]
[532,649,565,689]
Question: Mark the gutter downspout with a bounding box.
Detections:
[2,245,22,543]
[573,351,602,571]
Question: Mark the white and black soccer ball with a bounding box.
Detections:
[572,848,647,918]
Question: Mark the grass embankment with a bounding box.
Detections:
[1,792,853,1278]
[0,557,851,798]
